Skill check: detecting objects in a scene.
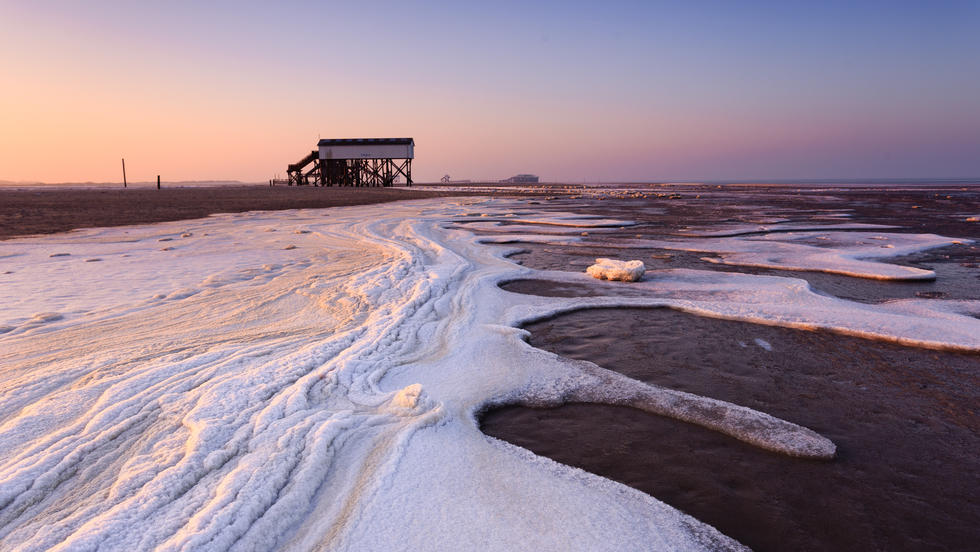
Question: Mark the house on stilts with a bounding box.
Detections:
[279,138,414,187]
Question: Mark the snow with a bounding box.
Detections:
[587,258,646,281]
[454,212,636,228]
[675,222,894,237]
[450,211,634,235]
[521,268,980,351]
[610,231,968,280]
[1,197,978,551]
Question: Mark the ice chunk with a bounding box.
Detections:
[586,258,646,282]
[754,338,773,351]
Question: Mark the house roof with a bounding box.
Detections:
[317,138,414,146]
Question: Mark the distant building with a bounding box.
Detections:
[501,174,539,183]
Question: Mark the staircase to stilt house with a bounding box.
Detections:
[286,151,320,185]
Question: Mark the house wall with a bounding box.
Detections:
[319,143,414,160]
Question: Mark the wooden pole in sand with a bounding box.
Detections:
[121,158,127,188]
[157,175,160,190]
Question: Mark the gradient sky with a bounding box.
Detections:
[1,0,979,183]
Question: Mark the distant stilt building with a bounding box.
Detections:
[281,138,414,187]
[501,174,539,183]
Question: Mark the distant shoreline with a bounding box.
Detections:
[4,178,980,190]
[4,180,979,240]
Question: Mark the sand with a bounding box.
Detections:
[3,182,978,550]
[0,185,520,240]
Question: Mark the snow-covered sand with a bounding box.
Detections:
[2,197,978,550]
[602,231,966,280]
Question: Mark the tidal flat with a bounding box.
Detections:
[1,182,977,550]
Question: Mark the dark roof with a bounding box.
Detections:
[317,138,414,146]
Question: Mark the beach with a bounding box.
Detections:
[0,183,978,550]
[0,185,527,240]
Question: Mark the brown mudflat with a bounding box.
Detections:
[482,184,980,551]
[481,305,980,552]
[0,185,501,240]
[500,184,980,303]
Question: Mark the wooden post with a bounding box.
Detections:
[121,158,127,188]
[157,175,160,189]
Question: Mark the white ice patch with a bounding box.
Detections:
[476,233,583,246]
[676,222,894,237]
[454,211,635,228]
[616,231,968,280]
[524,268,980,351]
[2,197,977,551]
[587,258,646,282]
[454,221,620,234]
[450,211,635,235]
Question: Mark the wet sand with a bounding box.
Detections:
[0,185,507,240]
[505,245,980,303]
[482,305,979,552]
[493,185,980,304]
[481,184,980,551]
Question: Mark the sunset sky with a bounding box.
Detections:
[1,0,978,184]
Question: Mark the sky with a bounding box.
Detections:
[1,0,978,184]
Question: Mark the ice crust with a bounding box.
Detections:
[2,198,978,551]
[449,212,634,235]
[675,222,895,237]
[610,231,968,280]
